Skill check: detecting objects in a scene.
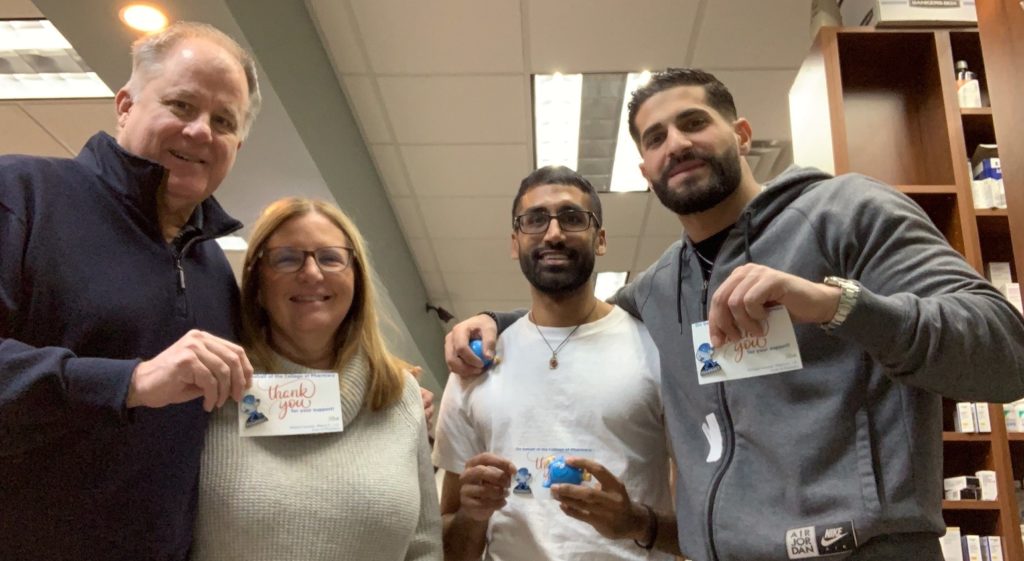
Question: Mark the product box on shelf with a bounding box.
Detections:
[840,0,977,27]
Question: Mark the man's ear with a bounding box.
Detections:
[595,227,607,256]
[733,117,753,156]
[510,231,520,260]
[114,88,134,130]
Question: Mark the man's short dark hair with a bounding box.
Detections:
[512,165,603,227]
[627,68,738,145]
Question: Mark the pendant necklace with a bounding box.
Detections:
[530,300,599,370]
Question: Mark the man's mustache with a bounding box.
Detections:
[659,151,713,184]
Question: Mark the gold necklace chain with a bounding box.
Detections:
[530,299,599,370]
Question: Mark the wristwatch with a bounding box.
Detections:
[821,276,860,332]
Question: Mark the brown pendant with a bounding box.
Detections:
[549,356,558,369]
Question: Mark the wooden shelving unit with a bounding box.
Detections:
[790,11,1024,559]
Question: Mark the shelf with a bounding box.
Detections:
[1008,433,1024,442]
[961,108,993,116]
[943,500,1001,511]
[976,209,1009,218]
[944,431,994,442]
[898,184,959,195]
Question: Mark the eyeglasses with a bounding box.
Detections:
[513,209,599,235]
[259,246,355,273]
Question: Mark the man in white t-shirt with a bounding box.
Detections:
[432,166,681,560]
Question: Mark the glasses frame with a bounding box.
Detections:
[257,246,356,274]
[513,209,600,235]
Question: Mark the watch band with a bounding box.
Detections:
[821,276,860,332]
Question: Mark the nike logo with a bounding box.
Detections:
[820,529,847,547]
[702,413,722,463]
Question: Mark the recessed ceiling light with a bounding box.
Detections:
[119,4,168,33]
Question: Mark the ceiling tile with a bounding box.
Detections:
[20,100,116,153]
[707,69,799,141]
[418,196,510,240]
[405,237,440,273]
[308,0,369,74]
[377,76,527,144]
[402,144,531,198]
[341,75,392,143]
[597,192,649,237]
[692,0,812,69]
[527,0,701,73]
[0,0,42,18]
[369,144,411,197]
[433,238,520,274]
[597,235,639,272]
[443,272,532,301]
[0,105,70,157]
[350,0,523,74]
[635,236,681,270]
[390,197,429,239]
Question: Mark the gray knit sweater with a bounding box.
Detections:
[192,352,442,561]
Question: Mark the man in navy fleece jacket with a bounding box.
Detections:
[0,22,259,560]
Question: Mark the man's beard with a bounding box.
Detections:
[650,144,742,215]
[519,243,595,297]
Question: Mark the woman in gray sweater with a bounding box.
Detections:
[192,197,442,560]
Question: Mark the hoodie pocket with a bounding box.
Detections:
[855,408,882,514]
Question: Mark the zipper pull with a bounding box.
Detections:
[176,260,186,292]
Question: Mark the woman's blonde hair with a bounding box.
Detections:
[240,197,404,410]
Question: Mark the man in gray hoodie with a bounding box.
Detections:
[444,68,1024,561]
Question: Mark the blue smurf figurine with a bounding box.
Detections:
[512,467,533,495]
[241,394,269,428]
[696,342,721,376]
[469,339,493,368]
[542,455,588,488]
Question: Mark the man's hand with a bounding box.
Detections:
[444,314,498,377]
[550,457,648,542]
[458,453,516,521]
[708,264,841,348]
[126,329,253,412]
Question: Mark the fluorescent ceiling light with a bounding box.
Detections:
[594,271,628,301]
[533,73,582,170]
[0,20,113,100]
[215,236,249,252]
[609,71,652,192]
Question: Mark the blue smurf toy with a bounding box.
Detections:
[469,339,493,368]
[241,394,269,428]
[696,342,721,376]
[512,467,533,495]
[542,455,589,488]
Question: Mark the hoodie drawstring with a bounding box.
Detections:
[741,211,754,263]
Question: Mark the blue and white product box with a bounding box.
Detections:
[982,536,1004,561]
[962,535,982,561]
[940,526,964,561]
[1004,404,1021,433]
[973,158,1002,181]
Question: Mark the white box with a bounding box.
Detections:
[956,402,977,433]
[974,403,992,433]
[983,536,1004,561]
[1007,284,1022,314]
[941,527,964,561]
[986,263,1013,291]
[840,0,977,27]
[945,476,982,491]
[975,470,998,500]
[963,535,983,561]
[972,179,996,209]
